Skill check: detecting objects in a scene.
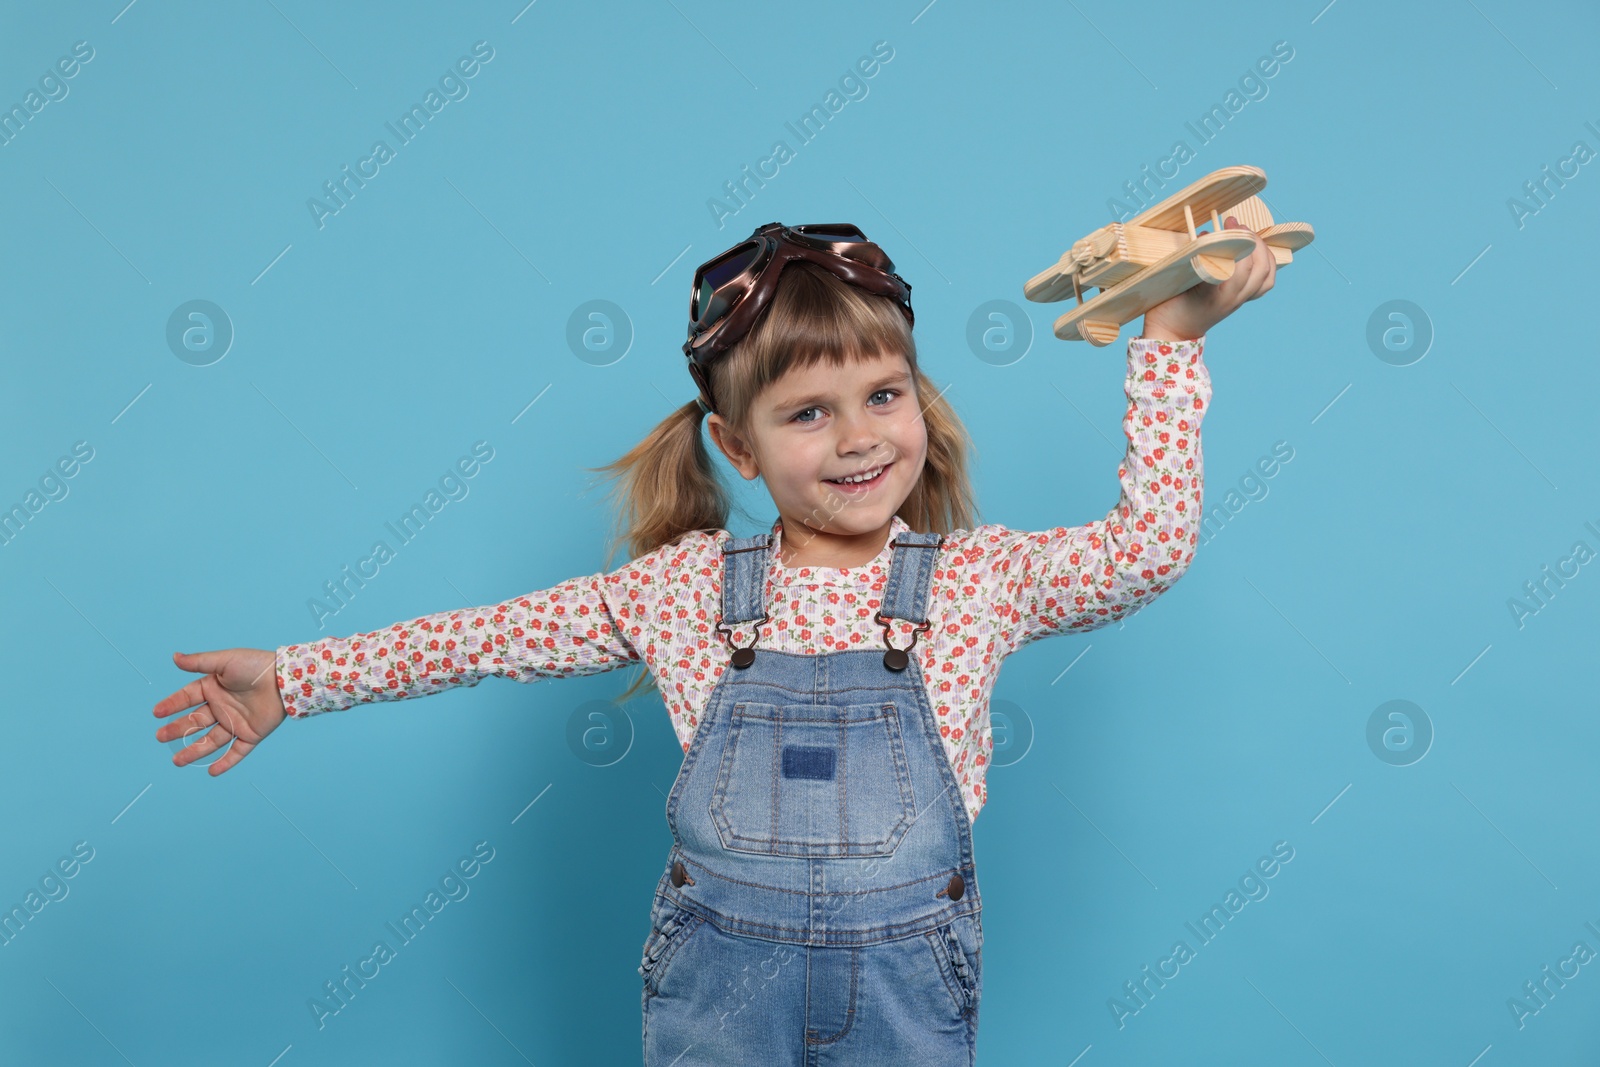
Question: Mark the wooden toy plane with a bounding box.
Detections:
[1024,165,1314,345]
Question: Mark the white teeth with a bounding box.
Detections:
[828,465,885,484]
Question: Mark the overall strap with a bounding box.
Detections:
[879,530,945,625]
[717,525,945,672]
[720,532,775,626]
[716,531,775,669]
[875,529,946,671]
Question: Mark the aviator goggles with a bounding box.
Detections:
[682,221,914,414]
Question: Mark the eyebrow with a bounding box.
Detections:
[771,370,912,412]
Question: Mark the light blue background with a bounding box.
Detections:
[2,1,1597,1063]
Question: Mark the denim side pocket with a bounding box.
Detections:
[639,907,703,999]
[921,921,966,1017]
[926,919,981,1018]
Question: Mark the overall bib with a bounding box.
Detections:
[639,529,984,1065]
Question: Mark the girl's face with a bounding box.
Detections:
[708,348,927,556]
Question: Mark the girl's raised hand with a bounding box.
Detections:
[1140,215,1277,342]
[153,648,287,775]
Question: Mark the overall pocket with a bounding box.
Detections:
[926,916,982,1019]
[638,906,703,999]
[709,700,919,858]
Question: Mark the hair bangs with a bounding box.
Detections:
[711,261,916,433]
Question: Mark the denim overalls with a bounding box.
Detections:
[639,527,984,1065]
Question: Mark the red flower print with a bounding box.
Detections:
[272,335,1210,831]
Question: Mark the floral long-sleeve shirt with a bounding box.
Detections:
[277,336,1211,823]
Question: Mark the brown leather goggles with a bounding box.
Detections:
[683,222,914,414]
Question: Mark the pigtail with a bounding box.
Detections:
[899,364,980,535]
[588,398,731,570]
[586,396,732,704]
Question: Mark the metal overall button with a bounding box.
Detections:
[670,860,693,888]
[709,699,919,858]
[874,609,932,672]
[716,619,765,669]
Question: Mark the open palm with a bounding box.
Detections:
[153,648,287,775]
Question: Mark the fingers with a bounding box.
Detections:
[1221,215,1275,303]
[155,706,212,744]
[158,651,274,774]
[1248,258,1276,301]
[153,676,208,718]
[207,698,250,738]
[172,722,235,767]
[208,737,255,776]
[1216,240,1260,303]
[172,649,229,676]
[1242,239,1276,301]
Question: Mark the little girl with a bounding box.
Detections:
[155,218,1274,1064]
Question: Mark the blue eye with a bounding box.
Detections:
[790,389,901,423]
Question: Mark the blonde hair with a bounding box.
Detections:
[586,260,979,701]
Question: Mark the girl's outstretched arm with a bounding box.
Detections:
[977,216,1274,651]
[275,535,689,719]
[973,333,1212,654]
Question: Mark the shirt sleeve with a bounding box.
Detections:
[975,334,1212,653]
[275,535,690,719]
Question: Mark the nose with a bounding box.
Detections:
[834,407,887,461]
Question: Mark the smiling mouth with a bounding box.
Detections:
[825,462,892,491]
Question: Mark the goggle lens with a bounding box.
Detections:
[792,225,866,246]
[694,242,763,325]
